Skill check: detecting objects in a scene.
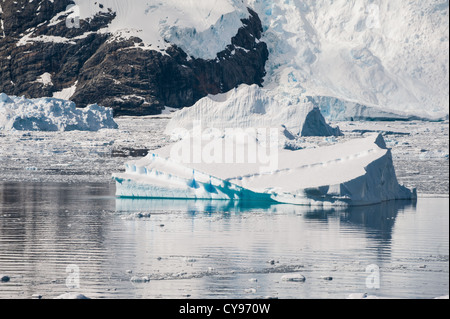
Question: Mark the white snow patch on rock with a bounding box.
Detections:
[35,72,53,87]
[73,0,249,59]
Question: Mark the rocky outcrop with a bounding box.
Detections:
[0,1,268,116]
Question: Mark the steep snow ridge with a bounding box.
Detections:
[113,133,416,206]
[73,0,250,59]
[165,84,341,137]
[0,93,118,132]
[246,0,449,119]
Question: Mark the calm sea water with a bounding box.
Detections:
[0,181,448,299]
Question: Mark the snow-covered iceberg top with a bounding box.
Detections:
[112,132,416,207]
[165,84,342,137]
[0,93,118,132]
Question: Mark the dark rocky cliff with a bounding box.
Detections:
[0,1,268,116]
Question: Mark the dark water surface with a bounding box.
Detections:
[0,182,448,299]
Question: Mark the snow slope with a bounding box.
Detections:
[0,93,118,131]
[165,84,341,137]
[247,0,449,120]
[113,133,416,206]
[72,0,250,59]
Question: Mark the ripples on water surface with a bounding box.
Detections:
[0,182,448,299]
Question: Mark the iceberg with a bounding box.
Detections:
[112,132,416,207]
[307,96,447,122]
[0,93,118,131]
[165,84,342,137]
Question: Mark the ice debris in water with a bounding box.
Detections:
[281,274,306,282]
[130,276,150,283]
[121,212,152,220]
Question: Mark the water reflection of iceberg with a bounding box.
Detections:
[116,197,416,224]
[341,200,417,233]
[115,198,278,214]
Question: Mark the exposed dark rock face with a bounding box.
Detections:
[0,1,268,116]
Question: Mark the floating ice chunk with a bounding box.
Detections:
[244,288,257,293]
[130,276,150,283]
[112,133,416,207]
[0,93,118,131]
[281,274,306,282]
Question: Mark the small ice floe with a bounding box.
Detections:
[0,275,10,283]
[130,276,150,283]
[249,278,258,282]
[121,212,151,220]
[244,288,257,294]
[281,274,306,282]
[419,265,427,269]
[183,257,197,263]
[435,295,449,299]
[54,293,90,299]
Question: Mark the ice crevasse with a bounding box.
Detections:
[113,131,416,207]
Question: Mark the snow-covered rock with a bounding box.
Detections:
[73,0,250,59]
[165,84,341,137]
[0,93,118,132]
[112,133,416,207]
